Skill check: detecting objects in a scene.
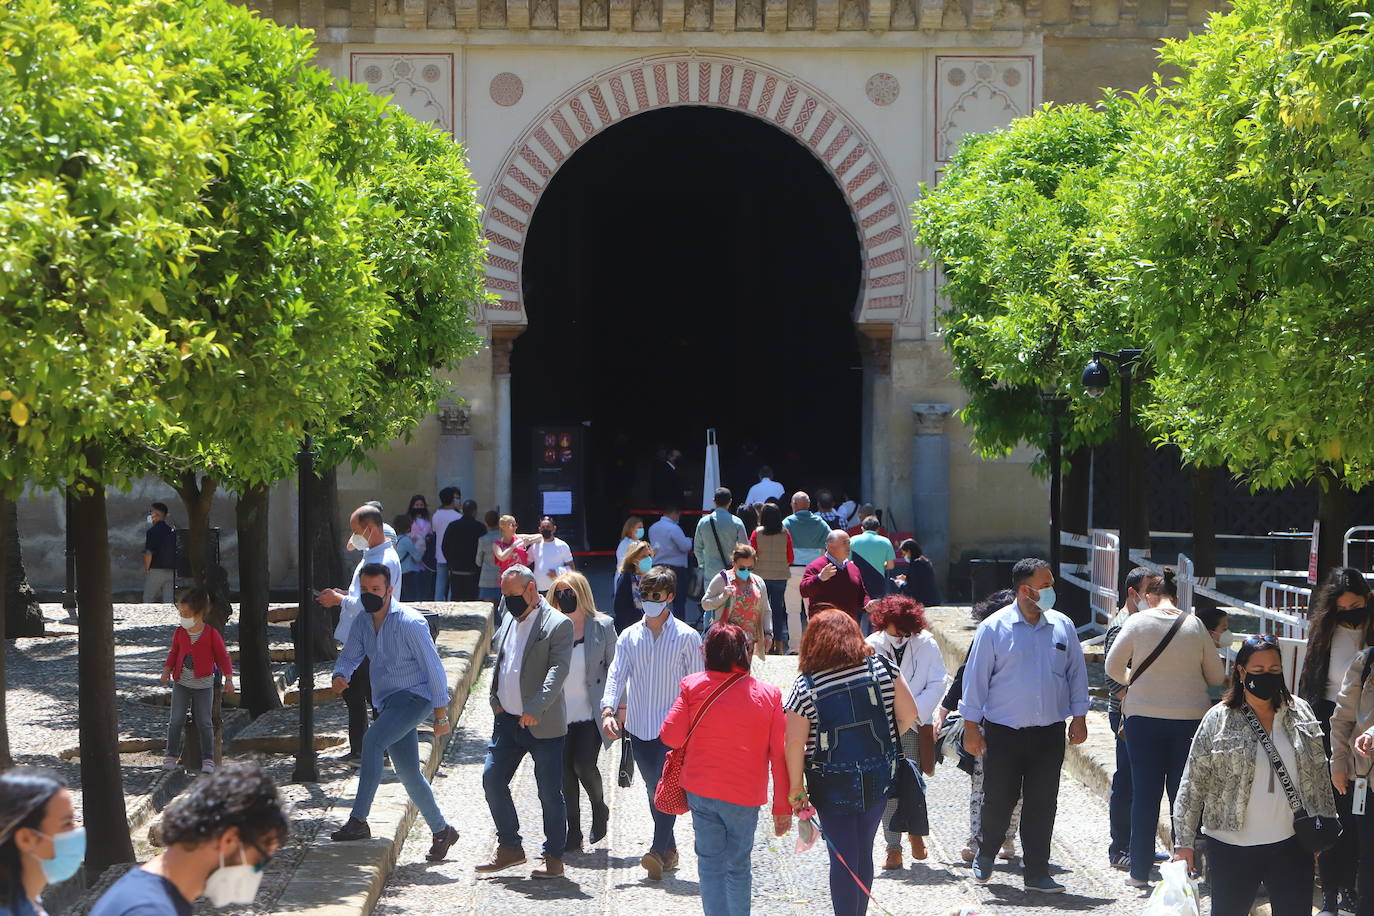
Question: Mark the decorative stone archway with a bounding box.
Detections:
[480,53,914,326]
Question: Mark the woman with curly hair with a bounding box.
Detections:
[866,595,946,869]
[784,607,918,916]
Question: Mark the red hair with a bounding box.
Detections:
[798,608,872,674]
[704,623,751,672]
[867,595,927,636]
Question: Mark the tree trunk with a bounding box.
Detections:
[1317,471,1353,583]
[236,485,281,718]
[71,450,135,876]
[1189,464,1218,615]
[2,500,42,638]
[1058,446,1093,625]
[1128,426,1152,556]
[172,473,232,629]
[0,500,14,768]
[304,466,343,663]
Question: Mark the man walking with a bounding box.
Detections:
[478,565,574,879]
[849,515,896,598]
[1103,566,1160,870]
[143,502,178,605]
[744,465,784,506]
[601,566,703,880]
[528,517,575,592]
[442,499,487,601]
[328,564,460,861]
[430,487,461,601]
[799,530,870,626]
[693,488,748,625]
[317,505,403,761]
[960,558,1089,894]
[783,492,829,650]
[648,505,693,621]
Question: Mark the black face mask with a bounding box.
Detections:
[361,592,386,614]
[540,530,554,540]
[410,507,427,519]
[1337,608,1368,627]
[1243,671,1285,701]
[555,590,577,614]
[505,592,530,618]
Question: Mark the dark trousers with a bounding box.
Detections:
[1208,835,1313,916]
[400,570,427,602]
[481,712,567,857]
[630,735,677,854]
[815,801,885,916]
[1124,715,1197,880]
[449,571,480,601]
[1356,801,1374,916]
[1108,710,1132,859]
[764,578,788,649]
[978,721,1065,881]
[343,657,375,756]
[1316,698,1360,906]
[666,566,690,621]
[563,720,608,842]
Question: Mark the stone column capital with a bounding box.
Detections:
[490,324,524,376]
[437,403,472,436]
[911,402,954,435]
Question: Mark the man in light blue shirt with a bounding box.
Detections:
[960,557,1089,894]
[693,488,748,626]
[327,563,459,862]
[648,506,694,621]
[782,492,832,650]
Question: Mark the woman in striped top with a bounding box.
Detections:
[784,606,917,916]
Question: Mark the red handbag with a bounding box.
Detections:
[654,672,746,815]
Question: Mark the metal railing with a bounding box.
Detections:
[1058,530,1118,638]
[1257,581,1312,639]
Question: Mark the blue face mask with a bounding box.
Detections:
[637,556,654,574]
[736,568,752,581]
[31,827,85,883]
[633,527,645,539]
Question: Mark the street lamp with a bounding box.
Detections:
[1041,391,1069,585]
[1082,349,1143,599]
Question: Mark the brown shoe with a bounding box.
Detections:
[475,845,527,874]
[661,848,679,872]
[641,850,664,881]
[909,834,928,861]
[531,856,564,879]
[883,848,903,870]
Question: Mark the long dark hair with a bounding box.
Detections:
[0,769,65,907]
[759,502,784,536]
[1224,635,1292,710]
[408,494,429,520]
[1298,567,1373,703]
[972,589,1015,623]
[738,503,759,535]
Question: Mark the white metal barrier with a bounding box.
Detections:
[1176,553,1195,615]
[1059,530,1119,638]
[1258,581,1312,639]
[1346,526,1374,576]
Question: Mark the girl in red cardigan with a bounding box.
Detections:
[160,588,234,773]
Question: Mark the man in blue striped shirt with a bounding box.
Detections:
[328,563,460,863]
[601,566,703,880]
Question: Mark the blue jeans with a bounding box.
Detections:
[815,801,885,916]
[479,586,501,602]
[688,792,757,916]
[1108,710,1132,859]
[350,690,447,833]
[764,579,787,649]
[1124,715,1198,881]
[630,735,677,853]
[482,713,567,857]
[433,563,449,600]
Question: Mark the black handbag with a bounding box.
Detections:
[884,661,929,836]
[617,731,635,788]
[1242,705,1341,854]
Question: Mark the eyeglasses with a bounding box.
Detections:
[643,590,672,603]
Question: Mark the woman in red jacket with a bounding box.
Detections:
[160,588,234,773]
[660,624,792,916]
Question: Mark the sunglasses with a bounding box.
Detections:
[643,590,672,603]
[1242,634,1280,648]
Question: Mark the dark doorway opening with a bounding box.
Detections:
[514,106,863,548]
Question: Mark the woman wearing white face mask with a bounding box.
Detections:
[89,762,288,916]
[0,769,83,916]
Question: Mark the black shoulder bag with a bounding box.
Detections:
[707,518,731,570]
[1116,611,1187,736]
[1242,704,1341,854]
[882,657,930,836]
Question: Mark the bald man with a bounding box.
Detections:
[799,530,871,629]
[318,504,404,760]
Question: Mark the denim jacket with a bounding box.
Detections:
[1173,697,1336,849]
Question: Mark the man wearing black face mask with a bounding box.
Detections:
[528,516,575,593]
[479,565,574,879]
[328,565,460,862]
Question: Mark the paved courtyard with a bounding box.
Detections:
[378,654,1163,916]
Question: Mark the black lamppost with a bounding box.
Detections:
[1042,392,1069,581]
[1083,349,1143,599]
[293,436,318,783]
[63,490,77,617]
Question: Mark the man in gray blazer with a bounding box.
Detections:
[477,565,574,879]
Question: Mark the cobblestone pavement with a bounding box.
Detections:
[378,655,1166,916]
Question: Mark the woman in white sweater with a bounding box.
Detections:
[865,595,947,871]
[1105,567,1225,888]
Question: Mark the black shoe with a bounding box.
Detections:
[426,824,460,862]
[565,833,584,853]
[331,818,371,842]
[589,804,609,845]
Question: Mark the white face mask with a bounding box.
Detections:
[146,515,155,525]
[348,532,370,551]
[203,847,265,907]
[179,617,197,630]
[888,634,909,647]
[1028,585,1056,612]
[642,600,670,619]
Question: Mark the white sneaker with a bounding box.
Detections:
[201,760,216,773]
[999,840,1016,860]
[162,756,178,771]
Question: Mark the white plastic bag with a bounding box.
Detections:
[1141,860,1200,916]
